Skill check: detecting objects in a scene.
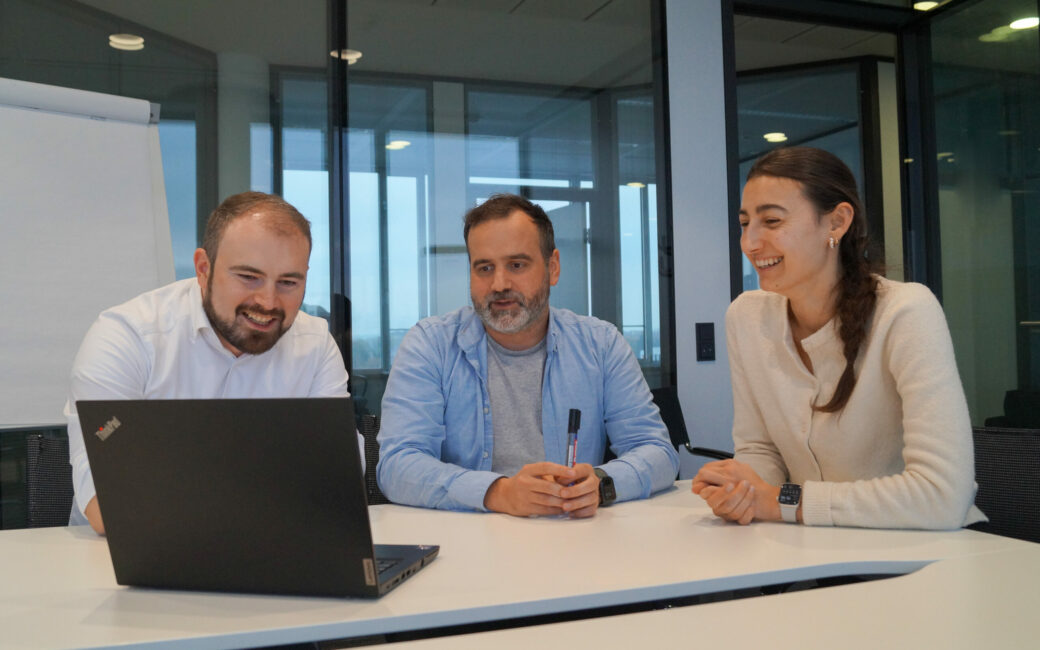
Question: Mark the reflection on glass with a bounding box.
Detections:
[349,170,382,369]
[736,64,863,292]
[159,120,198,280]
[344,0,671,413]
[930,0,1040,428]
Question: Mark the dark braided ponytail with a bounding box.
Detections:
[747,147,880,413]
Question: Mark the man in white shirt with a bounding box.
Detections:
[65,192,353,535]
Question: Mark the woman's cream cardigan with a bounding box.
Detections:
[726,276,986,528]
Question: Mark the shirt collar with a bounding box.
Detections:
[188,280,210,340]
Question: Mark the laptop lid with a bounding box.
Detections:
[77,397,436,598]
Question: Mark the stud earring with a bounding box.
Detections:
[828,236,837,249]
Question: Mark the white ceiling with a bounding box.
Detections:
[734,15,896,71]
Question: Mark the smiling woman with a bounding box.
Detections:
[692,147,986,531]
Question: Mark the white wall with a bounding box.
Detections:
[666,0,735,477]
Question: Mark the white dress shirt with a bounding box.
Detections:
[65,278,354,525]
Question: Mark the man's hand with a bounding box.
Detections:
[484,462,600,518]
[555,463,600,518]
[691,459,780,524]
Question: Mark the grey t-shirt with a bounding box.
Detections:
[487,335,547,476]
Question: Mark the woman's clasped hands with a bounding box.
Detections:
[691,460,783,525]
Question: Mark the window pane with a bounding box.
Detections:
[0,0,329,320]
[736,63,863,292]
[930,0,1040,428]
[344,0,672,414]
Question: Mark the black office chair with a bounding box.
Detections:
[970,426,1040,544]
[650,387,733,461]
[25,433,75,528]
[602,387,732,468]
[358,414,391,505]
[984,390,1040,429]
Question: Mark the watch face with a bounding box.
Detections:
[778,483,801,505]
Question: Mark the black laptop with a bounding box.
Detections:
[77,397,438,598]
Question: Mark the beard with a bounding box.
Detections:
[473,282,550,335]
[202,276,287,355]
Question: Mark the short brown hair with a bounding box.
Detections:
[463,193,555,261]
[202,192,311,264]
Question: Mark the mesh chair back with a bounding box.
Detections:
[972,426,1040,543]
[358,414,390,505]
[26,434,74,528]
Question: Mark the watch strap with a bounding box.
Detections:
[593,468,615,507]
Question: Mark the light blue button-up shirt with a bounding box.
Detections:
[377,306,679,511]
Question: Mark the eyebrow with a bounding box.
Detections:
[739,203,789,216]
[229,264,306,280]
[471,253,534,268]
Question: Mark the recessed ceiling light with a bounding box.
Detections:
[763,132,787,143]
[626,182,646,188]
[109,33,144,51]
[385,140,411,150]
[330,49,363,64]
[937,152,954,159]
[913,2,939,11]
[1010,17,1039,30]
[998,129,1021,136]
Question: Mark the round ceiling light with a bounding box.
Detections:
[1010,17,1039,30]
[330,49,363,64]
[385,140,411,150]
[913,2,939,11]
[763,132,788,143]
[109,33,144,51]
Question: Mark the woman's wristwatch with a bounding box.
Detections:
[778,483,802,523]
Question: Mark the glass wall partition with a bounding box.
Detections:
[732,14,904,293]
[0,0,330,528]
[0,0,676,418]
[341,0,674,413]
[928,0,1040,428]
[0,0,329,284]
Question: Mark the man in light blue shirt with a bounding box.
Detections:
[377,194,679,517]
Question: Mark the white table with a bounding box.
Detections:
[1,482,1029,649]
[379,545,1040,649]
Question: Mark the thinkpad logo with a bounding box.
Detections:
[95,417,121,441]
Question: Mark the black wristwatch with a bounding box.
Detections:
[594,468,616,507]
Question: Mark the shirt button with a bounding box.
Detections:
[483,452,488,458]
[484,407,489,414]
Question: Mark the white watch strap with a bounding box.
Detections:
[778,483,801,523]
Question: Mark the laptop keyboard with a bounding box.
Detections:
[377,557,401,574]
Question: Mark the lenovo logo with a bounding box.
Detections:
[95,417,121,441]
